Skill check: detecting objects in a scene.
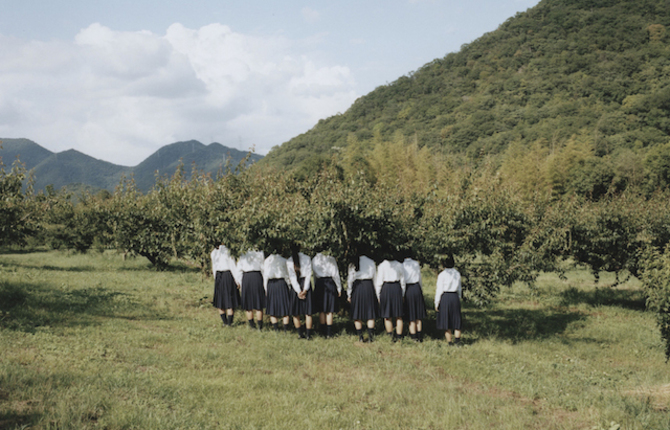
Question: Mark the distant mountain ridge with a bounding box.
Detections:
[0,138,262,192]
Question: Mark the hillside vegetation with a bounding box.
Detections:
[261,0,670,198]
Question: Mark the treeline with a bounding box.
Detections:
[3,147,670,357]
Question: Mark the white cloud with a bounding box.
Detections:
[0,24,357,165]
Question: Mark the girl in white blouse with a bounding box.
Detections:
[210,244,241,326]
[312,252,342,338]
[288,246,314,339]
[238,250,265,330]
[375,258,406,341]
[434,254,463,346]
[347,255,379,342]
[264,253,292,332]
[402,255,427,342]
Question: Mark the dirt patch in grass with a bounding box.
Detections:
[625,384,670,411]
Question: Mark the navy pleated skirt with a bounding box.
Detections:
[266,278,291,317]
[350,279,379,321]
[379,281,403,319]
[290,277,314,316]
[241,271,265,311]
[313,277,339,313]
[436,292,462,331]
[213,270,240,310]
[403,282,427,321]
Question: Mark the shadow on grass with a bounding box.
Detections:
[558,286,646,310]
[0,279,167,332]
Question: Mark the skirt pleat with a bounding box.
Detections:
[436,292,462,331]
[213,270,240,310]
[290,277,314,316]
[241,271,265,311]
[403,282,427,321]
[313,277,339,313]
[379,281,404,319]
[266,279,292,317]
[350,279,379,321]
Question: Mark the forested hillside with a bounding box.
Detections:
[261,0,670,197]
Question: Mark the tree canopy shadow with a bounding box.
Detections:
[0,279,170,332]
[419,305,588,344]
[558,286,646,310]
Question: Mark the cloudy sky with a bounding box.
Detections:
[0,0,540,166]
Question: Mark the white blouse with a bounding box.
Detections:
[237,250,265,274]
[434,268,462,310]
[374,260,406,298]
[263,254,291,291]
[210,245,241,285]
[347,255,376,297]
[287,252,313,294]
[312,253,342,293]
[402,258,422,286]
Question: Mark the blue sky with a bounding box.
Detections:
[0,0,540,165]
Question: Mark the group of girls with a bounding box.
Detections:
[211,245,463,344]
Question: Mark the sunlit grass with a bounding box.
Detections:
[1,251,668,429]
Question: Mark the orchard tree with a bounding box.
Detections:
[107,177,173,269]
[640,244,670,361]
[0,159,39,247]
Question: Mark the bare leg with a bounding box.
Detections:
[354,320,363,330]
[270,316,278,324]
[218,308,225,315]
[396,318,403,336]
[445,329,452,343]
[384,318,394,333]
[305,315,313,329]
[326,312,334,325]
[226,308,234,316]
[319,312,326,325]
[454,329,461,339]
[408,321,417,335]
[417,320,422,332]
[245,310,253,320]
[255,310,263,322]
[282,316,290,325]
[367,319,375,329]
[293,316,302,328]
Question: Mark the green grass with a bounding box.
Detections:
[1,251,668,429]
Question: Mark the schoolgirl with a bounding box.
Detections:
[264,253,292,332]
[347,255,379,342]
[312,252,342,338]
[402,255,427,342]
[287,247,314,339]
[238,249,265,329]
[210,244,241,326]
[435,254,463,346]
[375,259,406,341]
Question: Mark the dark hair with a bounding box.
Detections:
[291,243,301,279]
[443,254,455,269]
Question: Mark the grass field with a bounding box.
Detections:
[1,250,668,429]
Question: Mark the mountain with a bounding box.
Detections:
[0,138,53,169]
[0,138,262,193]
[31,149,128,192]
[260,0,670,172]
[132,140,262,191]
